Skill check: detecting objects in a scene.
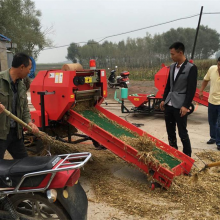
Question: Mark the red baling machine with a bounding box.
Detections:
[121,64,209,114]
[30,63,194,189]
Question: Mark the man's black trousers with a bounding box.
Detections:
[0,128,28,159]
[164,105,192,157]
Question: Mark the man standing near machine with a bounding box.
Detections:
[199,57,220,150]
[0,53,39,159]
[160,42,198,157]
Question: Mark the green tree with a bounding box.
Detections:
[66,26,220,69]
[0,0,52,58]
[66,43,81,63]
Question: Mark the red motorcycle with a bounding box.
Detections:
[0,152,91,220]
[108,70,130,88]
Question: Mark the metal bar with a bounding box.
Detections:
[37,91,55,132]
[0,152,91,195]
[39,93,45,132]
[191,6,203,59]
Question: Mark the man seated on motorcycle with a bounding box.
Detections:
[0,53,39,159]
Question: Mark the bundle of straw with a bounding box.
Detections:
[3,109,79,155]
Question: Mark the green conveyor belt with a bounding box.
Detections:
[80,110,180,169]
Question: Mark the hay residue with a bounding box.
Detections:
[81,147,220,219]
[120,135,155,152]
[27,131,79,156]
[120,135,161,167]
[72,100,96,112]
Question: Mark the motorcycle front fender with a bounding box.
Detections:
[57,181,88,220]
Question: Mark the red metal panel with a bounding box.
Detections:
[31,70,75,120]
[128,94,149,107]
[154,66,169,99]
[31,110,49,127]
[193,88,209,107]
[99,69,108,98]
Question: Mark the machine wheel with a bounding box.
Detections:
[9,193,70,220]
[187,103,195,115]
[92,139,106,150]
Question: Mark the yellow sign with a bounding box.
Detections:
[55,73,63,83]
[84,76,92,83]
[134,98,139,101]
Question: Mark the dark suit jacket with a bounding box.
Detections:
[162,59,198,109]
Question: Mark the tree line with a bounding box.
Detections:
[0,0,52,58]
[66,25,220,69]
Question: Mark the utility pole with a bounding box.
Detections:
[191,6,203,60]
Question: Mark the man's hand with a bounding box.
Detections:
[0,103,5,114]
[160,101,165,111]
[180,106,189,117]
[28,122,39,134]
[199,91,203,100]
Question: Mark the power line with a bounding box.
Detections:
[41,12,220,51]
[41,13,200,51]
[97,14,200,43]
[2,12,220,52]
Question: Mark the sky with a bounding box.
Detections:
[33,0,220,63]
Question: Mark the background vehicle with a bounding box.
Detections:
[108,69,130,88]
[0,152,91,220]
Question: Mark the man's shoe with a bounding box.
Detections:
[217,145,220,151]
[207,139,216,144]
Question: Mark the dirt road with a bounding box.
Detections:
[5,80,219,220]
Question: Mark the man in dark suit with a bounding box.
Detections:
[160,42,198,157]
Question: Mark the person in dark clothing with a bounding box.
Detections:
[0,53,39,159]
[160,42,198,157]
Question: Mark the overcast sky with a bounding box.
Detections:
[33,0,220,63]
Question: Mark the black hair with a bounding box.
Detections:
[218,57,220,62]
[12,53,30,68]
[169,42,185,54]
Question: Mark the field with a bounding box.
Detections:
[36,59,217,80]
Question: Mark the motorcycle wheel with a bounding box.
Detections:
[108,82,114,88]
[9,193,70,220]
[120,83,128,88]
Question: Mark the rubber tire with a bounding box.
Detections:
[120,83,128,88]
[9,193,70,220]
[92,139,106,150]
[108,82,114,88]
